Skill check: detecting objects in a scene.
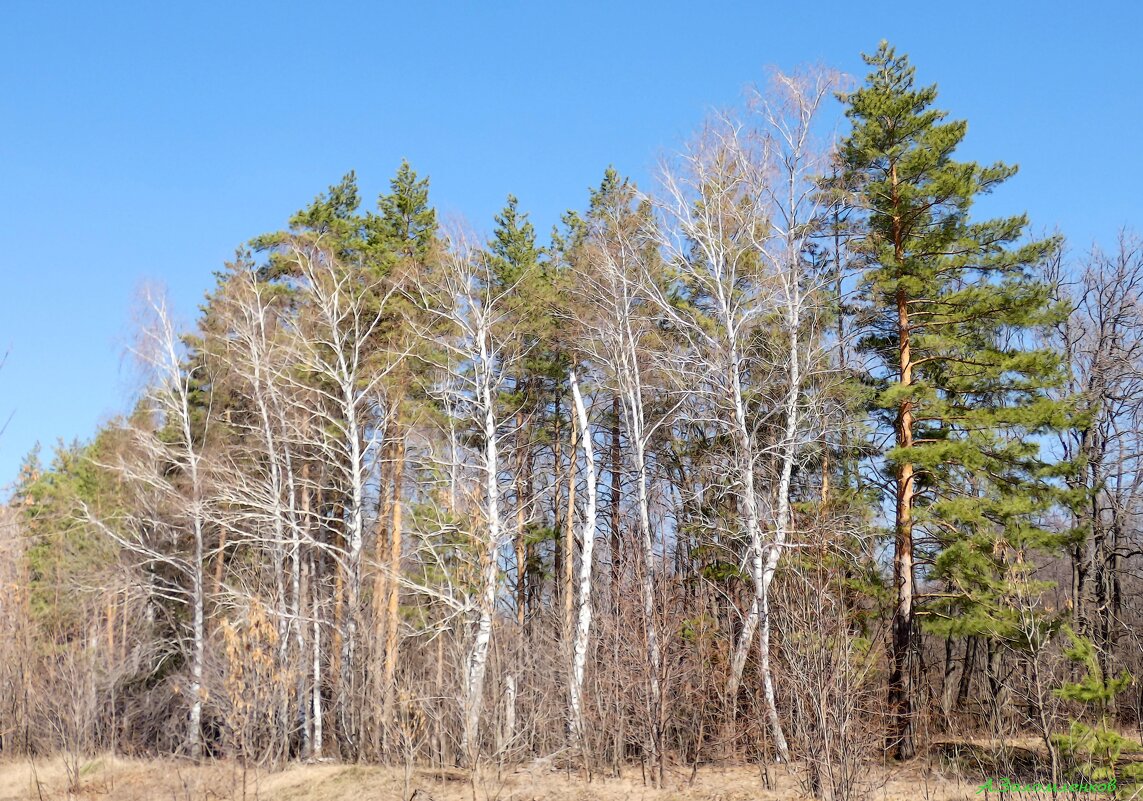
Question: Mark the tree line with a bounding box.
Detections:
[3,42,1143,797]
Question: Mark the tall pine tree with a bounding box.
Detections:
[840,42,1067,759]
[487,195,549,629]
[368,160,439,757]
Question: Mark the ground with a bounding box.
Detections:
[0,755,1014,801]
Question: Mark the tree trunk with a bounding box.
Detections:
[563,388,578,648]
[310,550,324,758]
[515,410,528,630]
[889,291,917,760]
[888,160,917,761]
[188,526,204,759]
[462,323,501,765]
[610,398,621,599]
[381,430,405,755]
[567,370,598,748]
[726,339,789,762]
[956,636,976,713]
[553,389,564,623]
[369,431,395,759]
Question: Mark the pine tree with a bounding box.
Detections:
[368,160,439,758]
[487,195,549,629]
[257,171,367,271]
[15,437,124,636]
[840,41,1067,759]
[369,159,437,266]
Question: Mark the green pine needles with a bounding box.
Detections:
[841,40,1075,757]
[1054,627,1140,785]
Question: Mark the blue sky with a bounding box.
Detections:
[1,1,1139,487]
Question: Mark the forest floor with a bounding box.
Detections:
[0,753,1029,801]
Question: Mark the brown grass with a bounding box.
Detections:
[0,756,1000,801]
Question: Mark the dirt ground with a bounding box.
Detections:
[0,755,1012,801]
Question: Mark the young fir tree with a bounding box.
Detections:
[840,41,1068,759]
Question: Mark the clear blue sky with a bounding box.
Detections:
[1,0,1139,487]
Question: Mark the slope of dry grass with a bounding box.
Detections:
[0,755,1001,801]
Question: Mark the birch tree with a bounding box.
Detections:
[271,235,399,755]
[207,260,316,761]
[409,231,524,765]
[84,289,215,758]
[743,66,841,763]
[656,115,792,760]
[566,368,597,749]
[568,173,673,783]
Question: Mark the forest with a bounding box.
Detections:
[2,42,1141,799]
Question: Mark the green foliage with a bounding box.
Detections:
[679,612,718,644]
[488,192,564,401]
[370,159,437,265]
[254,162,438,281]
[14,435,125,635]
[841,42,1075,643]
[253,171,367,273]
[489,194,543,289]
[1053,627,1138,783]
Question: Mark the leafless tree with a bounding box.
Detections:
[652,68,839,763]
[406,230,526,767]
[1050,233,1143,676]
[565,180,693,782]
[83,288,215,758]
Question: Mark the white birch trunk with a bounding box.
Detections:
[167,306,207,761]
[462,313,500,764]
[188,519,204,759]
[724,341,762,702]
[312,555,324,758]
[618,317,664,785]
[758,300,800,764]
[567,369,598,745]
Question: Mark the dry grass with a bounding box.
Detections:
[0,755,1003,801]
